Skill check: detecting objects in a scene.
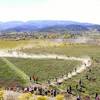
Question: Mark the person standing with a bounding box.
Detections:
[77,95,81,100]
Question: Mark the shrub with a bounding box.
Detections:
[18,92,34,100]
[0,90,4,100]
[56,94,64,100]
[37,96,48,100]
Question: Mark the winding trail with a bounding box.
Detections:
[0,50,92,86]
[0,50,92,100]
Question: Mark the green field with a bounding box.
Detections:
[0,39,31,49]
[0,39,100,60]
[58,60,100,99]
[0,39,69,49]
[0,57,80,87]
[0,39,100,99]
[22,43,100,59]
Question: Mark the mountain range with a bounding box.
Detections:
[0,20,100,33]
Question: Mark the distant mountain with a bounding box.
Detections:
[0,21,24,31]
[39,25,89,32]
[0,20,100,33]
[87,25,100,31]
[4,24,38,32]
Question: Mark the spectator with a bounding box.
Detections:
[77,95,81,100]
[96,96,100,100]
[53,89,57,97]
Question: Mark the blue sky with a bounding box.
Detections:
[0,0,100,24]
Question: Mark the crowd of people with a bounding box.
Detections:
[5,78,100,100]
[23,86,59,97]
[4,58,100,100]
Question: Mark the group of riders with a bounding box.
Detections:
[23,74,100,100]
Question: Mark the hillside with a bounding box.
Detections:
[0,20,100,33]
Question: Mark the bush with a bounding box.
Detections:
[37,96,48,100]
[56,94,64,100]
[0,90,4,100]
[18,92,34,100]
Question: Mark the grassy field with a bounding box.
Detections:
[0,39,30,49]
[16,39,100,99]
[1,58,31,86]
[0,57,80,87]
[0,39,100,99]
[22,44,100,59]
[57,60,100,99]
[0,39,69,49]
[0,39,100,60]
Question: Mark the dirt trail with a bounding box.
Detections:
[0,50,92,86]
[0,50,92,100]
[49,55,91,85]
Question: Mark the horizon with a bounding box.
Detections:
[0,20,99,25]
[0,0,100,24]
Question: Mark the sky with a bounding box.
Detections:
[0,0,100,24]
